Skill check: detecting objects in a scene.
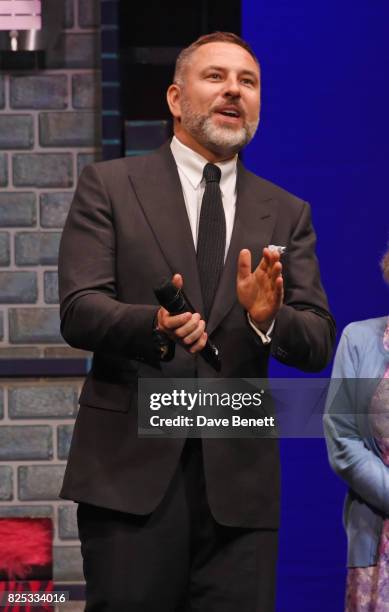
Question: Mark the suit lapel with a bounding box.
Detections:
[128,143,203,314]
[128,146,279,333]
[207,162,279,336]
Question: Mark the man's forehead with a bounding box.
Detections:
[189,42,259,73]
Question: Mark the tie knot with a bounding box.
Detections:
[203,163,221,184]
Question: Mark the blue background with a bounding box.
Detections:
[242,2,389,610]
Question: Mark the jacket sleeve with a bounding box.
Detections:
[271,201,336,372]
[58,163,159,362]
[323,327,389,515]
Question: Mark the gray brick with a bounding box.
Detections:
[40,192,73,228]
[0,272,37,303]
[54,545,83,581]
[0,505,53,518]
[0,74,4,109]
[0,233,10,266]
[0,115,34,150]
[0,192,36,226]
[9,308,63,344]
[79,0,100,28]
[0,426,52,460]
[58,505,78,539]
[44,270,58,304]
[46,33,100,69]
[44,346,90,358]
[18,465,65,500]
[0,153,7,186]
[0,347,41,358]
[64,0,75,28]
[10,75,68,110]
[58,424,74,460]
[9,385,78,419]
[72,73,101,109]
[15,232,61,265]
[39,111,100,148]
[77,152,101,176]
[0,388,3,418]
[13,153,73,188]
[0,466,12,500]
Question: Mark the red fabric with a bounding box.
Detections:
[0,519,52,580]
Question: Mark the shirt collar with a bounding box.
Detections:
[170,136,237,194]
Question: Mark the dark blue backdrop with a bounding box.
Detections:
[242,2,389,610]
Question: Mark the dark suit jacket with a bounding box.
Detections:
[58,142,335,528]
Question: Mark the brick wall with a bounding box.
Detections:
[0,0,101,358]
[0,379,84,582]
[0,0,101,587]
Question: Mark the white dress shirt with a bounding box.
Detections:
[170,136,273,343]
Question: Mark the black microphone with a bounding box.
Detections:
[154,279,221,372]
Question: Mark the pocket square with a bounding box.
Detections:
[268,244,286,255]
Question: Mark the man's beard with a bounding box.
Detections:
[180,97,259,157]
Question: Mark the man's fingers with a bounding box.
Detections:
[262,247,280,269]
[172,273,183,290]
[161,310,192,331]
[257,249,281,278]
[164,310,206,350]
[258,256,267,273]
[189,332,208,353]
[182,318,205,345]
[237,249,252,280]
[274,276,284,304]
[175,313,201,339]
[270,261,283,283]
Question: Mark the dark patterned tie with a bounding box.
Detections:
[197,163,226,319]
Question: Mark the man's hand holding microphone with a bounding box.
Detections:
[155,247,284,368]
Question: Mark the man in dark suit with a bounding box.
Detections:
[59,32,335,612]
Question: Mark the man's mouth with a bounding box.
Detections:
[216,107,241,118]
[219,109,240,118]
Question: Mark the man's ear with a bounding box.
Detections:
[167,84,182,120]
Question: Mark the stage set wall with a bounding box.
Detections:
[242,1,389,610]
[0,0,101,591]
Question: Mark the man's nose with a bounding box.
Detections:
[223,76,241,97]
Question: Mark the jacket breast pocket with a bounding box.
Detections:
[79,373,136,413]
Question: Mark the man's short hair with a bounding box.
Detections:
[381,248,389,284]
[174,32,259,86]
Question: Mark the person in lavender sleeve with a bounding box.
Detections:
[324,248,389,611]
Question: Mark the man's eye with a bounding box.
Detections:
[241,78,254,86]
[208,73,222,80]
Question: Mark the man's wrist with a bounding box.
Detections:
[152,313,175,361]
